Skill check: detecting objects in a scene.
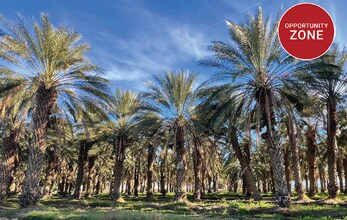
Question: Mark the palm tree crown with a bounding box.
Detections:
[0,14,110,121]
[0,14,111,206]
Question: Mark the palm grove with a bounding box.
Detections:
[0,9,347,209]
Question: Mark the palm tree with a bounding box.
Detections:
[142,70,199,201]
[73,121,109,199]
[0,94,23,200]
[301,97,323,197]
[198,89,262,200]
[284,110,304,200]
[0,14,111,206]
[136,112,163,198]
[296,45,347,199]
[200,8,297,207]
[337,110,347,194]
[107,88,140,201]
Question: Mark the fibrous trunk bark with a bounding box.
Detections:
[260,89,290,207]
[306,124,318,196]
[327,100,338,199]
[160,145,168,196]
[213,174,218,192]
[73,140,95,199]
[175,125,187,201]
[336,157,344,193]
[0,127,19,200]
[243,139,252,198]
[229,125,261,200]
[112,136,127,201]
[146,143,155,198]
[286,115,304,200]
[192,135,203,200]
[134,153,140,197]
[343,157,347,194]
[283,144,291,193]
[20,84,56,207]
[86,155,97,197]
[43,149,58,199]
[318,165,326,192]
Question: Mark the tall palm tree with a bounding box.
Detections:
[107,88,140,201]
[301,96,323,197]
[142,70,199,201]
[136,112,163,198]
[296,45,347,199]
[200,8,297,207]
[198,88,262,200]
[0,14,111,206]
[73,120,109,199]
[337,110,347,194]
[0,92,23,200]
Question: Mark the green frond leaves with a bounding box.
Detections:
[0,14,111,128]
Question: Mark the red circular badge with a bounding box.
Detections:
[278,3,335,61]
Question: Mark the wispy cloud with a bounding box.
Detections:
[168,25,211,60]
[86,2,211,91]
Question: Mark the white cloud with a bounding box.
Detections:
[87,4,212,91]
[168,25,211,60]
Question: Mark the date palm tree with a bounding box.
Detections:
[301,96,323,197]
[0,76,29,200]
[107,88,140,201]
[0,14,110,206]
[296,45,347,199]
[200,7,297,207]
[0,106,22,200]
[142,70,199,201]
[198,88,262,200]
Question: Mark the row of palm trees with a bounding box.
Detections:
[0,8,346,208]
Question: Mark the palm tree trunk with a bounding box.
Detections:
[126,177,131,196]
[86,155,97,197]
[160,145,168,196]
[286,116,304,200]
[112,136,127,201]
[95,175,101,195]
[270,166,276,193]
[306,124,318,196]
[213,174,218,192]
[73,140,94,199]
[229,125,262,200]
[0,127,19,200]
[175,125,187,201]
[207,174,212,193]
[43,149,58,199]
[66,164,74,195]
[243,139,252,198]
[318,165,326,192]
[201,162,206,196]
[327,100,338,199]
[233,180,238,192]
[262,179,268,193]
[20,84,56,207]
[0,156,6,200]
[134,154,140,197]
[146,143,155,198]
[192,135,203,200]
[336,157,343,193]
[343,157,347,194]
[260,90,290,207]
[283,144,291,193]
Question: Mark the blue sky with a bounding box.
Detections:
[1,0,346,91]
